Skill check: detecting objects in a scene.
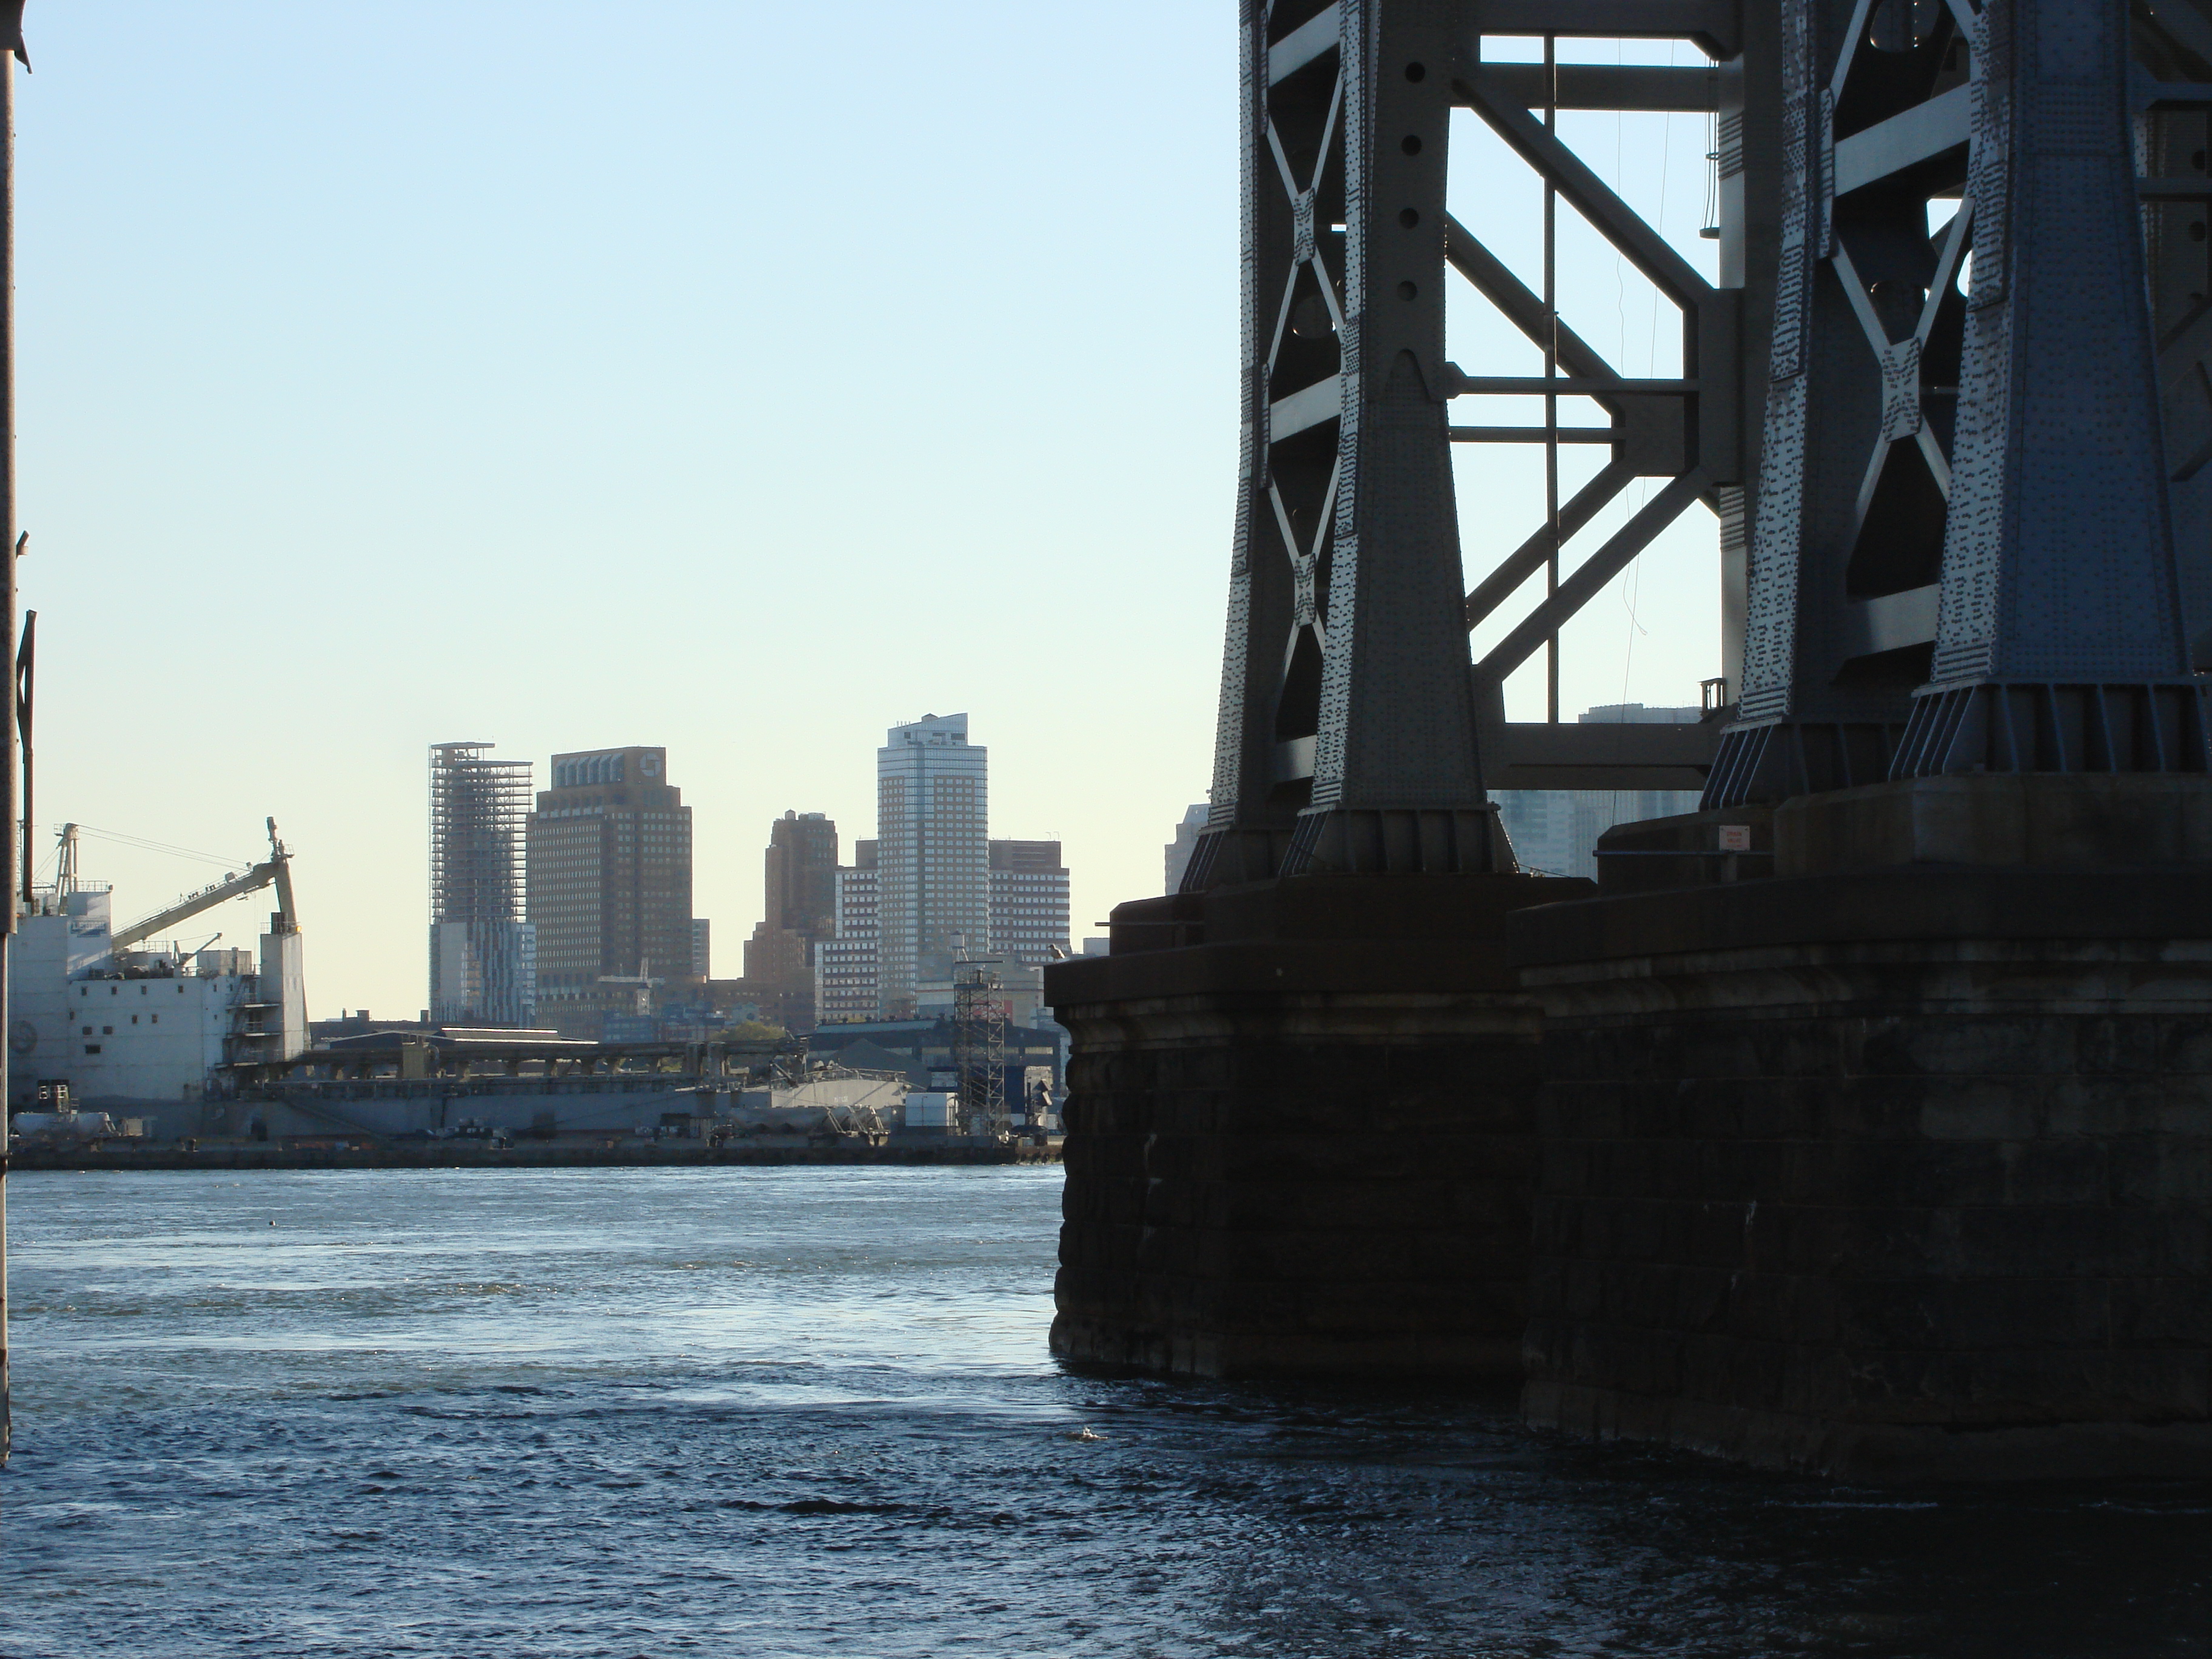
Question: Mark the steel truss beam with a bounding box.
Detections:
[1468,1,1741,57]
[1478,62,1722,111]
[1444,10,1774,791]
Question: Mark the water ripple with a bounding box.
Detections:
[1,1167,2205,1657]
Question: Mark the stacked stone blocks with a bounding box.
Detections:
[1047,874,1583,1380]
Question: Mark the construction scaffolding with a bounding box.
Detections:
[427,742,535,1026]
[951,956,1009,1138]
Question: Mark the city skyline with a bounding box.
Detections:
[411,723,1071,1032]
[15,4,1731,1024]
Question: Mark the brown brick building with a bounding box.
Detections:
[526,746,698,1038]
[742,811,840,1033]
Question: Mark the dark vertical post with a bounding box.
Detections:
[16,607,31,904]
[0,13,18,1471]
[1542,33,1559,725]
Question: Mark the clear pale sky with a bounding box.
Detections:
[16,6,1721,1020]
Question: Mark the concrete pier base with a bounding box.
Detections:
[1043,873,1588,1379]
[1509,777,2212,1480]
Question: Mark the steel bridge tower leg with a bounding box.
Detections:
[1892,0,2211,775]
[1521,0,2212,1480]
[1188,0,1502,890]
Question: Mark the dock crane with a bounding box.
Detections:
[596,956,665,1017]
[111,818,298,950]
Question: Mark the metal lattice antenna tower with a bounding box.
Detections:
[951,951,1008,1136]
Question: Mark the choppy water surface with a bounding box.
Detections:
[1,1169,2204,1657]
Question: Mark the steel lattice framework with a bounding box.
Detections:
[1194,0,1500,887]
[427,742,534,1024]
[1184,0,2212,890]
[951,961,1009,1136]
[1190,0,1766,888]
[1710,0,2212,800]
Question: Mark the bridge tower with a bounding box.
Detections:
[1187,0,1503,888]
[1516,0,2212,1478]
[1050,0,2212,1478]
[1047,0,1777,1381]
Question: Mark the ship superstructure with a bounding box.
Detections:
[7,821,309,1138]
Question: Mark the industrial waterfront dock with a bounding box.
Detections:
[9,1136,1061,1172]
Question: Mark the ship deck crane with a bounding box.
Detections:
[112,818,298,950]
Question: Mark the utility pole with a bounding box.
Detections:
[1,1,28,1470]
[16,607,31,906]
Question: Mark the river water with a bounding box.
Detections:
[0,1167,2204,1657]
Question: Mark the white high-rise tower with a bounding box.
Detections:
[875,713,988,1019]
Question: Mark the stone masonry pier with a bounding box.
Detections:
[1509,777,2212,1480]
[1045,873,1588,1380]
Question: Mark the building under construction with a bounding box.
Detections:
[428,742,535,1027]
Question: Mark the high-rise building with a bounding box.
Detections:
[876,714,989,1019]
[813,721,1068,1024]
[428,742,537,1027]
[763,811,839,937]
[988,839,1070,968]
[815,839,879,1023]
[525,745,697,1037]
[742,810,839,1031]
[1164,803,1208,894]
